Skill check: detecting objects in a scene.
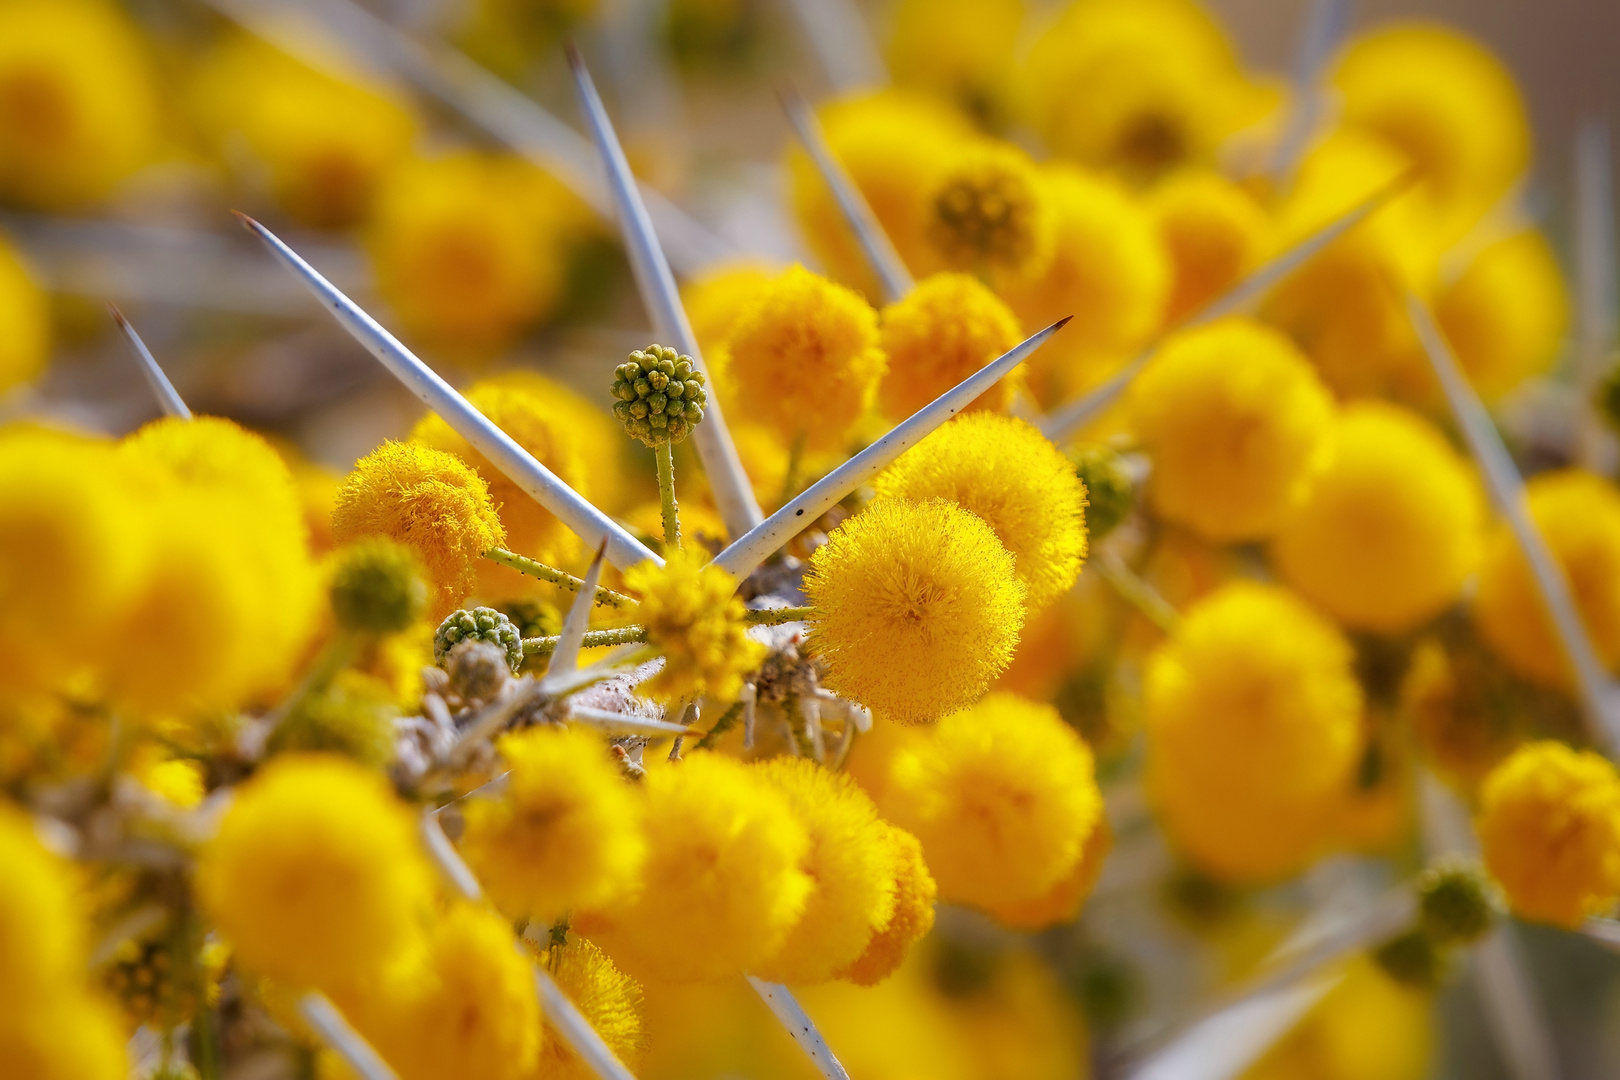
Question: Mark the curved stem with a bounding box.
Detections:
[484,548,637,609]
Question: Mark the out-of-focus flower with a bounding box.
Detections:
[837,823,937,986]
[1435,230,1569,402]
[885,0,1025,127]
[0,233,47,394]
[924,139,1054,284]
[877,272,1024,419]
[1147,168,1271,323]
[1241,957,1433,1080]
[532,936,646,1080]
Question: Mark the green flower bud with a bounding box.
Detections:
[266,677,397,768]
[1072,443,1135,539]
[328,538,428,635]
[434,606,524,673]
[1372,927,1450,990]
[1417,859,1500,946]
[610,344,708,446]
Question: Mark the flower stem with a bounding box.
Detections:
[484,548,638,609]
[780,431,806,506]
[524,626,650,656]
[1093,551,1179,633]
[744,606,815,626]
[694,700,745,750]
[656,439,681,552]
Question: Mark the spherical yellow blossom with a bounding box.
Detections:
[136,755,207,809]
[1148,168,1271,323]
[1435,230,1569,402]
[925,139,1054,284]
[412,380,590,596]
[191,34,418,228]
[622,547,766,705]
[788,91,970,299]
[805,498,1026,725]
[1131,318,1336,542]
[1146,583,1363,882]
[1025,0,1273,180]
[985,815,1113,931]
[0,807,90,1012]
[0,234,48,394]
[877,273,1024,420]
[1333,23,1529,246]
[583,751,810,983]
[0,0,159,209]
[1477,741,1620,928]
[1241,957,1432,1080]
[884,693,1103,909]
[681,259,775,361]
[750,758,897,985]
[722,264,886,450]
[885,0,1024,123]
[459,726,646,925]
[0,993,128,1080]
[1000,164,1171,409]
[872,414,1087,611]
[837,823,936,987]
[1272,402,1484,634]
[1473,469,1620,688]
[332,440,507,616]
[532,936,645,1080]
[196,754,432,988]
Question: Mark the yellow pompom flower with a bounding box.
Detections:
[984,815,1113,931]
[0,0,160,209]
[459,726,646,925]
[1241,957,1433,1080]
[750,758,897,985]
[0,234,48,394]
[1272,402,1484,634]
[196,754,433,988]
[925,139,1055,284]
[721,264,886,450]
[191,34,418,228]
[1473,469,1620,688]
[1146,583,1363,882]
[883,693,1102,909]
[1435,230,1569,402]
[332,440,507,616]
[622,547,766,705]
[583,751,810,983]
[1131,318,1335,542]
[877,272,1024,420]
[681,259,775,360]
[0,806,90,1011]
[804,498,1027,724]
[885,0,1024,123]
[412,380,590,596]
[872,414,1087,611]
[533,936,645,1080]
[1000,164,1171,410]
[1477,741,1620,928]
[1148,168,1271,324]
[836,824,936,987]
[0,994,128,1080]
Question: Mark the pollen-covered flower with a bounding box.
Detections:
[1272,402,1484,634]
[582,751,811,983]
[751,758,898,985]
[882,693,1103,910]
[532,936,645,1080]
[877,273,1024,419]
[1435,230,1569,402]
[835,823,936,987]
[926,140,1054,283]
[459,726,646,925]
[331,441,507,616]
[1145,582,1362,882]
[1472,469,1620,689]
[623,548,766,705]
[723,264,887,450]
[195,754,432,988]
[1130,318,1335,542]
[872,414,1087,611]
[0,235,48,394]
[1477,741,1620,928]
[804,498,1026,725]
[1148,168,1271,323]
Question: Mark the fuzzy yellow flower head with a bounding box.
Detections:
[332,440,507,616]
[986,815,1113,931]
[583,751,810,983]
[877,273,1024,420]
[623,547,766,705]
[883,693,1102,911]
[873,414,1087,611]
[927,140,1054,284]
[196,754,432,989]
[0,806,92,1013]
[1473,469,1620,689]
[836,823,936,987]
[0,994,128,1080]
[1477,741,1620,928]
[723,264,887,450]
[1146,582,1363,882]
[1435,230,1569,403]
[1148,168,1271,323]
[1272,402,1484,634]
[681,259,775,360]
[0,234,48,394]
[750,758,898,985]
[805,498,1027,725]
[533,936,645,1080]
[1131,318,1336,542]
[459,725,646,925]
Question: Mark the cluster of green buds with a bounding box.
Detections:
[434,607,524,673]
[1072,444,1136,539]
[611,344,708,447]
[1374,858,1501,990]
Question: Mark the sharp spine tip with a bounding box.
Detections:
[1053,315,1074,330]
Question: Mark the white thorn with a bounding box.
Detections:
[533,963,642,1080]
[1267,0,1350,185]
[1127,973,1340,1080]
[741,682,757,750]
[109,305,191,419]
[549,540,608,677]
[298,992,399,1080]
[746,976,853,1080]
[420,809,483,903]
[567,704,695,738]
[780,0,886,93]
[1576,118,1619,471]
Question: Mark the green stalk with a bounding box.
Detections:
[780,431,806,506]
[656,439,681,552]
[523,626,650,656]
[484,548,637,609]
[744,606,815,626]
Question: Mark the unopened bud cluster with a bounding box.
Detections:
[434,607,524,673]
[611,344,708,447]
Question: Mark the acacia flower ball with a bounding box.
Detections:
[984,816,1113,931]
[1148,168,1271,323]
[877,273,1024,420]
[0,236,48,394]
[623,548,767,705]
[331,441,507,616]
[1272,402,1484,634]
[1435,231,1568,402]
[195,754,432,989]
[0,807,91,1013]
[1473,469,1620,688]
[459,726,646,926]
[883,693,1102,909]
[1477,741,1620,928]
[872,414,1088,611]
[533,937,645,1080]
[884,0,1024,122]
[723,264,887,450]
[1131,318,1335,542]
[583,751,810,983]
[1145,583,1363,882]
[836,823,937,987]
[751,758,898,985]
[805,498,1026,725]
[926,140,1054,284]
